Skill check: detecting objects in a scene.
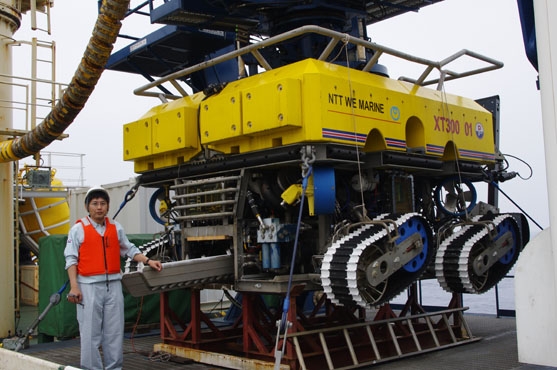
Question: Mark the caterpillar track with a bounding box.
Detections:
[124,233,171,273]
[435,213,521,294]
[320,213,433,307]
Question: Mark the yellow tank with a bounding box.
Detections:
[19,177,70,244]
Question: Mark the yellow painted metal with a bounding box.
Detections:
[281,185,302,206]
[19,178,70,243]
[124,94,204,172]
[123,117,152,160]
[154,343,290,370]
[241,78,302,136]
[201,89,242,143]
[281,175,316,216]
[126,58,495,173]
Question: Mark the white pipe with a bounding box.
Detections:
[19,198,67,215]
[0,0,19,338]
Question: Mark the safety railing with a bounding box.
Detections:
[133,24,503,100]
[1,37,67,131]
[391,278,517,318]
[494,274,515,318]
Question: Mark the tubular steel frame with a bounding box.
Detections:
[134,25,503,100]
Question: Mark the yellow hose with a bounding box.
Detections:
[0,0,131,162]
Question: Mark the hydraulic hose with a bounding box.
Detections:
[0,0,131,162]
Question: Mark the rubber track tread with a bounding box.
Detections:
[321,213,433,307]
[435,214,521,294]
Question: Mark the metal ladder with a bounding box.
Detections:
[286,307,478,370]
[28,0,53,35]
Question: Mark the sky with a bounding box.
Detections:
[9,0,549,233]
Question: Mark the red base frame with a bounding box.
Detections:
[158,284,465,369]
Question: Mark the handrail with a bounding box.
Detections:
[134,24,503,99]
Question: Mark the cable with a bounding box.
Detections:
[0,0,131,163]
[438,70,469,220]
[490,181,543,231]
[129,296,150,356]
[274,165,313,367]
[329,41,347,64]
[113,182,140,219]
[343,36,367,217]
[503,153,533,180]
[207,292,225,314]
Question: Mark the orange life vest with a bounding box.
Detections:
[76,217,121,276]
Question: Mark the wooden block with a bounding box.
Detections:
[20,265,39,306]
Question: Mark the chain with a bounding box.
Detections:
[300,146,316,179]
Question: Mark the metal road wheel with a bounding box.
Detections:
[357,243,388,305]
[468,240,489,292]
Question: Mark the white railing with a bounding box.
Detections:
[133,25,503,100]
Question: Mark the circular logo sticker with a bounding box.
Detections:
[475,123,484,139]
[390,106,400,121]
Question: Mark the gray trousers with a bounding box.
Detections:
[77,279,124,370]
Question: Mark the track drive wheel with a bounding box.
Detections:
[321,213,434,307]
[436,213,522,294]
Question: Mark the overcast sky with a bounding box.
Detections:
[10,0,548,233]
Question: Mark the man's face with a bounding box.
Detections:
[87,196,109,224]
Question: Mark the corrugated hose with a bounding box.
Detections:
[0,0,131,162]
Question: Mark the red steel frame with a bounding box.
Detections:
[158,284,466,369]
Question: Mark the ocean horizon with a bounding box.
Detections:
[391,271,516,316]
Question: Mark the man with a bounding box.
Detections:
[64,185,163,370]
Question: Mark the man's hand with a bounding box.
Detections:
[147,260,163,272]
[67,286,82,304]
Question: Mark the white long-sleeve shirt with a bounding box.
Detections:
[64,216,141,284]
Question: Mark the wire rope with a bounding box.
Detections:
[438,70,469,219]
[343,35,367,219]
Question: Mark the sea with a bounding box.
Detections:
[391,268,516,315]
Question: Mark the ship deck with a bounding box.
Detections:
[17,307,557,369]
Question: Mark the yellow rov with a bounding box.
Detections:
[122,26,499,174]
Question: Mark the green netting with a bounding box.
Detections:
[37,234,190,338]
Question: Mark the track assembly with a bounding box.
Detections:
[435,213,521,294]
[321,213,433,307]
[124,233,171,273]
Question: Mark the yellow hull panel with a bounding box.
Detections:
[124,59,494,173]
